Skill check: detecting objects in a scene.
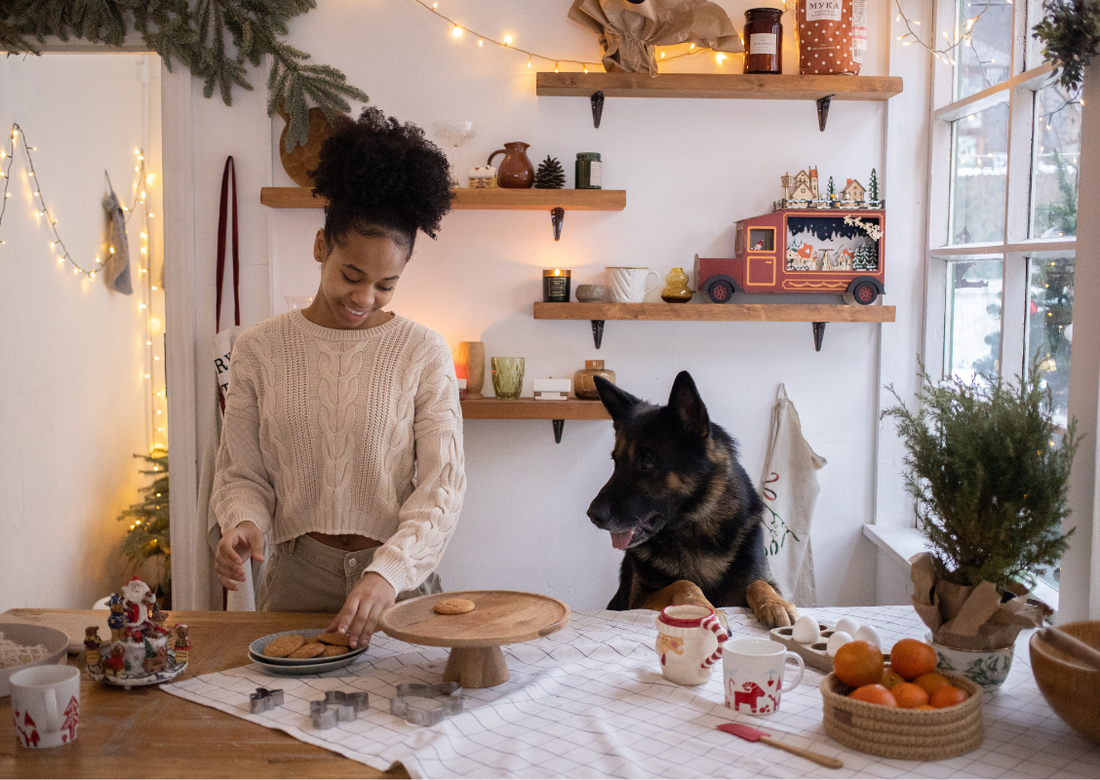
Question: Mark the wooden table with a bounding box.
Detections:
[1,610,408,778]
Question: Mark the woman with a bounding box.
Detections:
[212,107,464,649]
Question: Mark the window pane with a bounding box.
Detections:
[950,103,1009,244]
[1031,86,1081,238]
[1027,256,1074,428]
[945,259,1003,380]
[955,0,1014,99]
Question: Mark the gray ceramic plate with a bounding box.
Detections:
[246,648,368,676]
[248,628,366,666]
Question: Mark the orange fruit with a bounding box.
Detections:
[848,684,898,707]
[912,672,951,697]
[890,638,938,680]
[930,684,968,708]
[914,704,936,711]
[833,640,885,688]
[891,682,931,709]
[881,667,906,689]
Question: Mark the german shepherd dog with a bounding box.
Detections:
[587,371,798,629]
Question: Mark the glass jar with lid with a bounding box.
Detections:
[743,8,783,74]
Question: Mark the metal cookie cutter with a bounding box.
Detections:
[249,687,284,714]
[309,690,369,730]
[389,682,466,726]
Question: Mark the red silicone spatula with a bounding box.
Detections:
[718,723,843,769]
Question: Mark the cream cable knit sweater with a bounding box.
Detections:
[211,310,465,595]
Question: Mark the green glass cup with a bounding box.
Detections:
[491,357,525,400]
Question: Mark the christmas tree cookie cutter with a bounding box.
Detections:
[309,690,370,729]
[389,682,465,726]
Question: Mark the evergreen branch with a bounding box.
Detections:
[1033,0,1100,93]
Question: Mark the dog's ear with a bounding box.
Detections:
[594,375,642,424]
[667,371,710,440]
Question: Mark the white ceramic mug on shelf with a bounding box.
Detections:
[10,665,81,748]
[655,604,730,686]
[722,638,805,716]
[606,267,659,303]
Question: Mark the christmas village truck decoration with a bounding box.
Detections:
[85,577,190,689]
[695,168,886,305]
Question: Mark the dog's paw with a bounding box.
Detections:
[754,598,799,629]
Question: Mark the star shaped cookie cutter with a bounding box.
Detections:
[249,687,284,714]
[389,682,466,726]
[309,690,369,730]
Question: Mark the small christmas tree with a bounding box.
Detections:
[826,176,837,207]
[868,168,880,204]
[118,448,171,607]
[534,156,566,189]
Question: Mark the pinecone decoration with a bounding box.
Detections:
[534,156,566,189]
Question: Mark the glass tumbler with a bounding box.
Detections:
[491,357,525,400]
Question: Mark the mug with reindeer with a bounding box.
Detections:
[722,638,805,715]
[655,605,729,686]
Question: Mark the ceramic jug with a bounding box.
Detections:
[655,605,730,686]
[487,142,534,189]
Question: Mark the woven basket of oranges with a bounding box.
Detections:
[819,638,984,760]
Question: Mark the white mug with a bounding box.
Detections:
[10,665,81,748]
[606,267,659,303]
[722,638,805,715]
[655,605,730,686]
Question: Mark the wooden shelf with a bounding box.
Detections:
[461,397,609,420]
[534,301,895,351]
[461,396,609,443]
[535,72,903,101]
[534,302,896,323]
[260,187,626,211]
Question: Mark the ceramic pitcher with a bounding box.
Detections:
[487,142,534,189]
[655,605,730,686]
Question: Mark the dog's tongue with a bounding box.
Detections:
[610,530,633,550]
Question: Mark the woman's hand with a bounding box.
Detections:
[327,572,397,649]
[214,521,265,591]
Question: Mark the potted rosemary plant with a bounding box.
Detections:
[883,361,1079,688]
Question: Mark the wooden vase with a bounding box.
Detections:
[458,342,485,397]
[277,107,346,187]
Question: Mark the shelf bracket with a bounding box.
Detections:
[551,207,564,241]
[816,94,835,131]
[591,319,605,349]
[591,91,605,128]
[812,321,826,351]
[552,419,565,443]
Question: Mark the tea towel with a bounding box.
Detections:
[761,384,826,607]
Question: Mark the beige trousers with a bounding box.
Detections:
[256,533,441,612]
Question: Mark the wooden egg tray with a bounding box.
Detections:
[770,622,891,674]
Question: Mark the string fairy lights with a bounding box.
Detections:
[411,0,725,70]
[893,0,992,67]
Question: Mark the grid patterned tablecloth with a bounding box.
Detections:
[162,605,1100,779]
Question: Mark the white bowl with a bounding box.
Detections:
[0,623,69,697]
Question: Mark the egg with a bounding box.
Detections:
[834,617,860,637]
[792,615,820,644]
[855,624,881,648]
[826,631,853,657]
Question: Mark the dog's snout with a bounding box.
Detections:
[587,497,611,527]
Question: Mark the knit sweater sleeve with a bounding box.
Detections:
[210,333,277,537]
[365,331,466,593]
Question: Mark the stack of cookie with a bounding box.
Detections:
[261,631,354,659]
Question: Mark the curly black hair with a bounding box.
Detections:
[311,107,453,257]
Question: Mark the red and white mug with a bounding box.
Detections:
[655,605,729,686]
[722,638,805,715]
[10,665,80,748]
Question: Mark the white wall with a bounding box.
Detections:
[0,54,161,609]
[190,0,925,611]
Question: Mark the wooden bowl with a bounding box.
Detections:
[820,670,984,760]
[1029,621,1100,743]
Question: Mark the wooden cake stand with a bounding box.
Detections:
[378,590,571,688]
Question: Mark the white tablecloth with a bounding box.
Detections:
[162,605,1100,778]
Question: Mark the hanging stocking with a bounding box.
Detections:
[101,174,133,294]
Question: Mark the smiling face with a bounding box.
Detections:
[304,228,409,330]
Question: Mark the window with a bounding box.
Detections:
[925,0,1079,597]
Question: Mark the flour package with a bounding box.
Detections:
[797,0,865,75]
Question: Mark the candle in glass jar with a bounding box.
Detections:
[543,269,571,302]
[744,8,783,74]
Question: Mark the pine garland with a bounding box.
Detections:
[118,450,171,606]
[0,1,368,152]
[882,360,1079,590]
